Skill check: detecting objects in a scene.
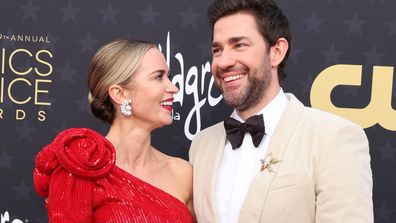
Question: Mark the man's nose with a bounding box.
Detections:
[216,49,236,70]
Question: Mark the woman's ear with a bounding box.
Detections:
[108,85,125,105]
[270,37,289,68]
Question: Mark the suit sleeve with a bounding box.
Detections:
[315,122,373,223]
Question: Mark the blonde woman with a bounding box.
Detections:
[34,38,194,222]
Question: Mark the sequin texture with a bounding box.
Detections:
[33,128,193,223]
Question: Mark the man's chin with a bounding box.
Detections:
[223,96,244,108]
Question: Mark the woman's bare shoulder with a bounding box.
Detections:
[166,156,192,178]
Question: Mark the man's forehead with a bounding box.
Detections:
[213,13,260,38]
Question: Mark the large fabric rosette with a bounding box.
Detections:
[33,128,115,222]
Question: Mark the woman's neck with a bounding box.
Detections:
[106,120,155,172]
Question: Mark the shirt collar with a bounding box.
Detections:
[230,88,288,136]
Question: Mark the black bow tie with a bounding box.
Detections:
[224,114,265,150]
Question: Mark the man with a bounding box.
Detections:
[189,0,373,222]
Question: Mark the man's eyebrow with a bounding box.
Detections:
[211,36,250,48]
[228,36,249,43]
[211,42,220,48]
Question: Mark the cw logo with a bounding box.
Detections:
[311,64,395,131]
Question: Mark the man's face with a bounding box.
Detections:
[211,12,274,112]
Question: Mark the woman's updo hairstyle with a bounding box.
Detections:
[87,38,156,124]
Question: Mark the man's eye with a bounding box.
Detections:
[212,48,221,55]
[235,43,247,48]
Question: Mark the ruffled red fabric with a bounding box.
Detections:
[34,128,115,196]
[33,128,193,223]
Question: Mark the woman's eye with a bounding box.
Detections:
[156,74,163,80]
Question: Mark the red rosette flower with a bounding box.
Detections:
[52,128,115,179]
[33,128,115,197]
[34,144,59,197]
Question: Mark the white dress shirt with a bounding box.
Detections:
[215,88,288,223]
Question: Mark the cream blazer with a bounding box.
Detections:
[189,94,373,223]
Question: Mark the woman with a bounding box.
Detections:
[33,38,194,222]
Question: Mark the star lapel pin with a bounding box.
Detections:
[260,152,281,172]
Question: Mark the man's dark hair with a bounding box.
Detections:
[208,0,291,80]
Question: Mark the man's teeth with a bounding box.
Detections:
[224,74,244,82]
[160,101,173,106]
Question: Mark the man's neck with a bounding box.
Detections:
[236,86,281,120]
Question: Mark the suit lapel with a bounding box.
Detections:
[239,94,305,222]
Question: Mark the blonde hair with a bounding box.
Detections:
[87,38,156,124]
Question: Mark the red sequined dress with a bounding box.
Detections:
[33,128,194,223]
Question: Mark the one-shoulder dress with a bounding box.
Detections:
[33,128,193,223]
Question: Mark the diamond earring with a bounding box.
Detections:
[120,99,132,116]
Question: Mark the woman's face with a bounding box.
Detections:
[126,48,178,129]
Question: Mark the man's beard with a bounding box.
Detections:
[218,65,271,112]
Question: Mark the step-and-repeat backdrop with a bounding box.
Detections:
[0,0,395,222]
